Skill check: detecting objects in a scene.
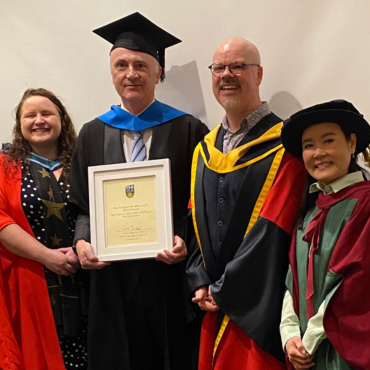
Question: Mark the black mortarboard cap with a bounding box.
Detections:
[93,12,181,81]
[282,99,370,157]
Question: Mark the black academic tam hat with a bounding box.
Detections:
[281,99,370,157]
[93,12,181,81]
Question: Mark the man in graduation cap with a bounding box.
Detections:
[70,12,208,370]
[186,37,306,369]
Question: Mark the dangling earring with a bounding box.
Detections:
[352,152,355,159]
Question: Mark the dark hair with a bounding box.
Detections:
[296,127,369,229]
[4,88,76,183]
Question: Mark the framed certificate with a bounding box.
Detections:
[88,159,173,261]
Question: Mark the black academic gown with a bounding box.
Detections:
[70,114,208,370]
[186,114,306,367]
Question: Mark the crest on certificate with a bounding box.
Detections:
[125,184,135,198]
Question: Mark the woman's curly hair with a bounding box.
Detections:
[4,88,76,183]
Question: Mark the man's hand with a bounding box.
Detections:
[155,235,188,264]
[75,239,110,269]
[286,337,315,369]
[42,248,79,276]
[192,285,220,312]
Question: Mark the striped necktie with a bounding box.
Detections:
[131,131,146,162]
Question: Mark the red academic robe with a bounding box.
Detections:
[0,157,65,370]
[289,182,370,370]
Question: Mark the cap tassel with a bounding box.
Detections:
[159,49,165,82]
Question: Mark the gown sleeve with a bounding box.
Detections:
[70,124,93,243]
[280,290,301,351]
[0,259,23,369]
[210,153,306,317]
[208,153,306,359]
[185,240,213,297]
[0,156,66,370]
[322,190,370,370]
[302,301,327,354]
[0,161,16,231]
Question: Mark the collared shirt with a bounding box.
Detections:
[120,99,155,162]
[309,171,364,195]
[122,129,152,162]
[221,101,271,153]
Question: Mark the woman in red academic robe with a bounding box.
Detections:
[280,100,370,370]
[0,88,88,370]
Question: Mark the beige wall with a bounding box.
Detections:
[1,0,370,142]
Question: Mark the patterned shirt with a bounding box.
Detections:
[221,101,271,153]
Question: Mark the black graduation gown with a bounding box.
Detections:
[186,113,306,366]
[70,114,208,370]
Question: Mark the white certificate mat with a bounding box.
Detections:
[88,159,173,261]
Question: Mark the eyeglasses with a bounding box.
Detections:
[208,62,260,76]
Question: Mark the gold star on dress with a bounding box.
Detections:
[38,167,51,178]
[47,186,55,202]
[42,199,64,221]
[51,233,63,247]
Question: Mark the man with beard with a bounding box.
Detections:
[70,12,208,370]
[186,37,305,369]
